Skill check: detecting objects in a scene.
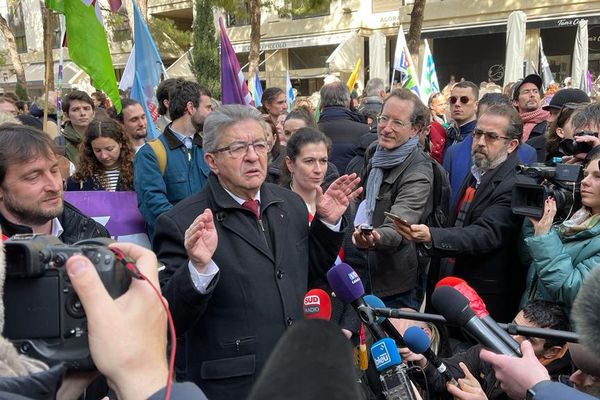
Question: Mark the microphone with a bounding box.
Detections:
[431,286,519,356]
[303,288,332,320]
[371,338,418,400]
[403,326,458,386]
[364,294,406,347]
[326,263,385,340]
[436,277,521,356]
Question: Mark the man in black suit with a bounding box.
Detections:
[154,105,361,400]
[395,104,526,322]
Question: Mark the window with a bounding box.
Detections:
[236,52,266,72]
[227,2,251,27]
[8,3,27,53]
[289,45,337,70]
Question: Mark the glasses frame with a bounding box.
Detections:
[448,96,471,105]
[472,128,513,142]
[377,114,412,130]
[213,140,270,159]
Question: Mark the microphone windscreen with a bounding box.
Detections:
[431,286,476,326]
[436,277,489,318]
[326,263,364,304]
[303,288,332,320]
[363,294,386,324]
[403,326,431,355]
[435,276,465,288]
[248,319,362,400]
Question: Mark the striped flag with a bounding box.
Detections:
[219,17,252,105]
[286,71,295,111]
[392,25,421,98]
[420,40,440,103]
[539,37,555,90]
[252,70,263,107]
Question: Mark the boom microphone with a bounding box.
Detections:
[364,294,406,347]
[437,277,521,356]
[431,286,519,356]
[403,326,458,386]
[303,288,332,320]
[326,263,385,340]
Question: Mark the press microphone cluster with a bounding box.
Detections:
[403,326,458,386]
[327,263,417,400]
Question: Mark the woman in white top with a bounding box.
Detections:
[66,116,135,192]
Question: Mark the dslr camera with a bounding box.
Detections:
[559,131,599,156]
[3,235,133,370]
[511,163,582,221]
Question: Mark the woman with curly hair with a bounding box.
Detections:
[66,116,135,191]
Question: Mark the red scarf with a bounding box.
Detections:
[520,108,549,142]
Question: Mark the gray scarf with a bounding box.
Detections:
[365,136,419,225]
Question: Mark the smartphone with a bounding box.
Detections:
[384,211,410,227]
[359,224,374,234]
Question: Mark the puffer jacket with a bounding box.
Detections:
[522,218,600,312]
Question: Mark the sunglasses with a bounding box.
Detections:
[449,96,471,105]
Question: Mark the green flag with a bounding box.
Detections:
[47,0,121,112]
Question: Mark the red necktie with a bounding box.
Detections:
[242,199,260,219]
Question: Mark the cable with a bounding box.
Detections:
[113,248,177,400]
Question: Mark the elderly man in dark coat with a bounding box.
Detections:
[396,104,526,322]
[154,105,362,400]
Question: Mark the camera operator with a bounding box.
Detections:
[521,152,600,312]
[0,124,109,243]
[560,103,600,165]
[0,237,208,399]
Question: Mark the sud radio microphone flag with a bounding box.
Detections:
[303,289,332,320]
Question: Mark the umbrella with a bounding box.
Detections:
[503,11,527,87]
[572,19,589,93]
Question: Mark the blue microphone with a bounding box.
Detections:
[403,326,458,386]
[364,294,406,347]
[370,338,417,400]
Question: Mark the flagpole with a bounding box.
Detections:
[56,14,65,129]
[42,7,53,133]
[390,69,395,92]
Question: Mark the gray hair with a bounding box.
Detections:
[364,78,385,97]
[203,105,270,153]
[320,81,351,108]
[479,103,523,143]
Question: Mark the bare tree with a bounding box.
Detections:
[42,5,55,90]
[406,0,426,57]
[247,0,260,78]
[0,13,28,97]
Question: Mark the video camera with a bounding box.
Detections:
[3,234,133,370]
[511,163,582,220]
[559,131,599,156]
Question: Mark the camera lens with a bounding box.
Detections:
[558,139,575,156]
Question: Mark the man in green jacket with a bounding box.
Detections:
[58,90,95,164]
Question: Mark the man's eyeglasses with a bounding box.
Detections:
[448,96,472,105]
[377,114,411,130]
[473,128,512,142]
[213,140,270,159]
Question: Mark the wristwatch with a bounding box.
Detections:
[526,380,552,400]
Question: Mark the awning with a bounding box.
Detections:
[165,48,195,80]
[231,31,349,53]
[4,61,85,87]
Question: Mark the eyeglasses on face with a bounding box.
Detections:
[472,128,512,142]
[449,96,473,105]
[377,114,411,130]
[213,140,270,159]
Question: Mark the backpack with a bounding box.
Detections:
[148,139,167,175]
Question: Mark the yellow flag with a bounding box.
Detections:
[346,58,362,91]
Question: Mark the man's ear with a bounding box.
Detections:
[204,153,218,174]
[542,344,568,363]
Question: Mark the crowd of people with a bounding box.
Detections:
[1,70,600,400]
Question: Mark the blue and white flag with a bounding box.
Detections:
[252,70,263,107]
[420,40,440,104]
[129,0,164,139]
[539,37,555,90]
[391,25,421,98]
[286,70,295,111]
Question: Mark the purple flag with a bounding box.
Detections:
[219,17,252,105]
[64,191,150,248]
